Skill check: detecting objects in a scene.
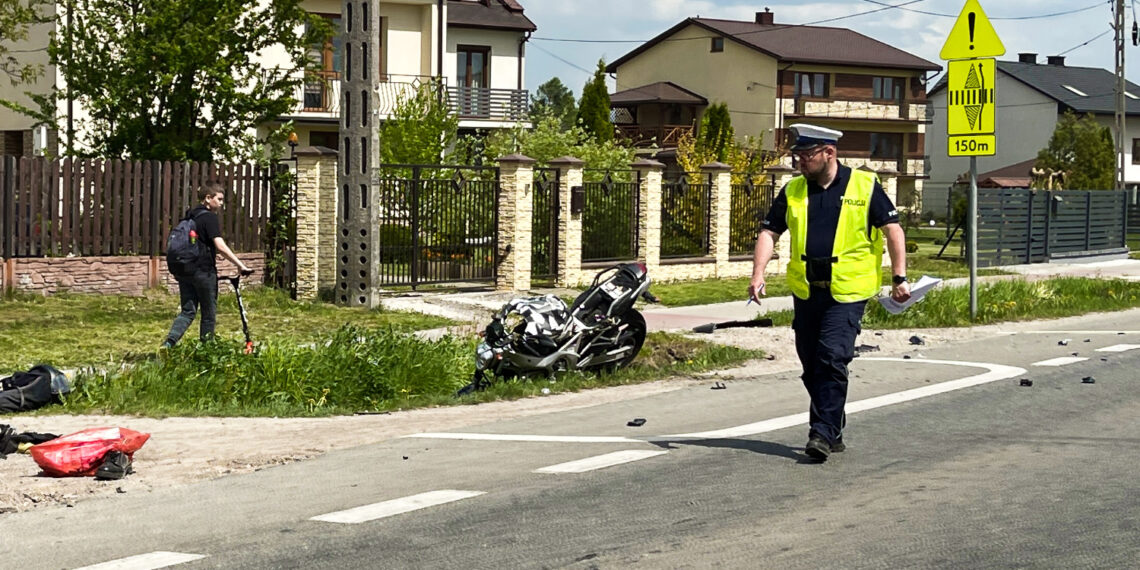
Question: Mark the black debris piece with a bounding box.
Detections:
[1019,379,1033,387]
[903,355,912,359]
[874,331,883,336]
[94,451,133,481]
[1071,352,1079,357]
[402,456,409,460]
[1084,339,1091,343]
[711,382,727,390]
[855,344,880,354]
[765,354,776,361]
[627,418,647,427]
[908,335,925,345]
[1082,376,1096,384]
[1058,339,1071,346]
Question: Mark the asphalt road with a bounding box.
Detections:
[4,312,1140,569]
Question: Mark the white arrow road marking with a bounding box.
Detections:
[408,358,1025,443]
[535,450,668,474]
[75,552,206,570]
[1096,344,1140,352]
[1031,356,1089,367]
[310,490,485,524]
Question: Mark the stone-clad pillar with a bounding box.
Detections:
[496,154,535,291]
[293,146,339,300]
[702,161,732,273]
[549,156,584,288]
[632,158,665,271]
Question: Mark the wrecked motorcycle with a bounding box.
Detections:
[458,262,659,395]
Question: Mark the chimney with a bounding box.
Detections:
[1018,53,1037,64]
[756,8,774,25]
[1047,55,1066,66]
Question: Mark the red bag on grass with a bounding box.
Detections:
[30,427,150,477]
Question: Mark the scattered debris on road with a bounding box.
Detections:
[909,335,925,345]
[1019,379,1033,387]
[1058,339,1071,346]
[1082,376,1096,384]
[627,418,647,427]
[711,381,727,390]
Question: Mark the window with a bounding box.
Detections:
[303,15,342,111]
[872,77,902,101]
[711,37,724,52]
[457,45,491,117]
[1133,138,1140,165]
[794,72,828,97]
[1062,84,1088,97]
[869,133,903,159]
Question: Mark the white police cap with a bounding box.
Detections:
[788,123,843,151]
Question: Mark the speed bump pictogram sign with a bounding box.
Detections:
[947,58,996,156]
[939,0,1005,60]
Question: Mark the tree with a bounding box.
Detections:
[18,0,331,161]
[0,0,50,86]
[576,59,613,143]
[1034,110,1115,190]
[699,103,734,162]
[377,81,459,166]
[530,77,576,131]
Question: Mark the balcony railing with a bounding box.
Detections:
[278,71,529,123]
[615,124,694,148]
[446,85,529,121]
[784,97,925,121]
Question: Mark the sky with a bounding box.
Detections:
[520,0,1135,96]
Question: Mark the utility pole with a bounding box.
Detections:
[1116,0,1126,191]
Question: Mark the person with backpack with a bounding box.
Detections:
[162,183,253,348]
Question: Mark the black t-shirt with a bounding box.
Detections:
[186,205,221,272]
[761,165,899,259]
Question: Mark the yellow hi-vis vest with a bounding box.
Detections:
[785,169,883,302]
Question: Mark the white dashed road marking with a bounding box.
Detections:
[310,490,485,524]
[75,552,206,570]
[535,450,668,474]
[1095,344,1140,352]
[1032,356,1089,367]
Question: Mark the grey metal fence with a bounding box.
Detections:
[974,188,1126,267]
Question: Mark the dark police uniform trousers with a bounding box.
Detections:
[792,288,866,444]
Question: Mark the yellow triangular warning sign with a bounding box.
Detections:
[940,0,1005,60]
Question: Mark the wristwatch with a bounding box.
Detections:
[892,274,908,286]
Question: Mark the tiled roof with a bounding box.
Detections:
[448,0,535,31]
[610,81,708,105]
[930,60,1140,116]
[607,17,940,72]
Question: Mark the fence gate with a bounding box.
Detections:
[531,167,560,282]
[373,164,500,288]
[581,170,640,262]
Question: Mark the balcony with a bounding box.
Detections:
[614,124,694,148]
[782,98,931,122]
[281,72,529,124]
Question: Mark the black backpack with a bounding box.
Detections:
[0,364,71,414]
[166,210,207,277]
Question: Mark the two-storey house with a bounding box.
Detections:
[605,9,941,207]
[0,0,535,157]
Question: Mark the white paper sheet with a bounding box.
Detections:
[877,275,942,314]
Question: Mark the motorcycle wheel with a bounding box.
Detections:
[598,310,647,373]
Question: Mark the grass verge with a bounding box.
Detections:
[59,327,763,417]
[0,286,453,371]
[758,277,1140,328]
[648,255,1009,308]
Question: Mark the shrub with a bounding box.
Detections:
[906,240,919,253]
[934,237,947,246]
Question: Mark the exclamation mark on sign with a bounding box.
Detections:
[968,12,976,50]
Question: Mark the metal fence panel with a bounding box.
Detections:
[660,173,711,258]
[729,180,775,256]
[976,188,1125,267]
[581,170,640,262]
[532,168,560,280]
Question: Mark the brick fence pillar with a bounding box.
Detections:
[293,146,338,300]
[702,161,732,274]
[496,153,536,291]
[633,158,665,272]
[549,155,585,288]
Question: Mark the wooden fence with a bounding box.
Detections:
[0,156,278,259]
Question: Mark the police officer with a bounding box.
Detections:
[749,124,911,461]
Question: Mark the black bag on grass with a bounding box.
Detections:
[0,364,71,414]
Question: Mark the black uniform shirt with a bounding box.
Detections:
[761,164,899,259]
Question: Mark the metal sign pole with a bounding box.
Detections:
[969,156,978,320]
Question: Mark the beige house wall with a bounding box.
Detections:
[611,24,779,147]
